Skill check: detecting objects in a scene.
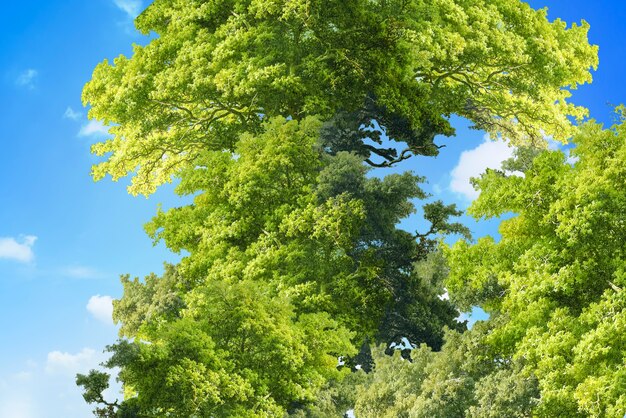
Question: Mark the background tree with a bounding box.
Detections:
[351,325,539,418]
[443,112,626,417]
[337,114,625,417]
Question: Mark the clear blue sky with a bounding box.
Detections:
[0,1,623,416]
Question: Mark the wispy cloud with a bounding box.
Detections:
[62,265,104,279]
[45,348,101,375]
[63,107,82,121]
[0,395,36,418]
[0,351,119,417]
[113,0,142,18]
[566,154,579,165]
[450,136,515,201]
[15,69,38,89]
[78,120,109,137]
[0,235,37,263]
[86,295,114,325]
[450,135,579,202]
[66,109,111,139]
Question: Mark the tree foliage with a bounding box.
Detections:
[80,116,467,416]
[76,0,601,416]
[84,0,596,196]
[350,325,539,418]
[333,114,625,418]
[442,114,626,417]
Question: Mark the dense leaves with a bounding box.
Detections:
[80,117,467,416]
[76,0,602,416]
[325,115,625,418]
[443,115,626,417]
[352,325,539,418]
[83,0,596,196]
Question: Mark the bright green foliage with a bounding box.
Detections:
[84,0,597,196]
[78,0,601,415]
[113,270,357,415]
[81,117,467,416]
[108,281,355,417]
[314,323,538,418]
[142,117,466,347]
[444,114,626,417]
[113,264,186,337]
[344,114,626,418]
[287,371,370,418]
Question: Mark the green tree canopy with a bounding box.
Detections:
[330,113,625,418]
[350,325,539,418]
[443,112,626,417]
[77,0,601,416]
[79,116,467,416]
[84,0,597,196]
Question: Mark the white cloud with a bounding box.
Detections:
[450,136,515,201]
[431,181,444,195]
[78,120,109,137]
[13,371,33,382]
[63,265,104,279]
[87,295,114,325]
[114,0,142,17]
[63,107,82,121]
[0,396,36,418]
[1,352,119,418]
[566,154,579,165]
[45,348,99,375]
[546,138,562,151]
[15,69,38,89]
[0,235,37,263]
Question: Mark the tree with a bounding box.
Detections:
[443,112,626,417]
[329,113,626,418]
[77,0,599,415]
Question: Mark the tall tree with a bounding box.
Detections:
[77,0,598,416]
[79,116,467,416]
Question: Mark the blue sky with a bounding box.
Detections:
[0,1,623,416]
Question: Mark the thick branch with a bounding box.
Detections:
[364,144,444,168]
